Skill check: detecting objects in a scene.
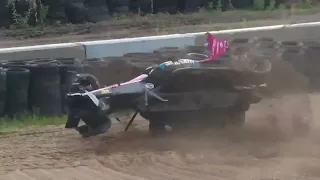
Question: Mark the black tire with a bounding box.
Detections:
[183,0,201,12]
[58,58,84,113]
[84,0,109,22]
[103,58,132,85]
[5,68,30,117]
[109,0,130,7]
[57,58,84,75]
[86,6,110,22]
[84,0,106,6]
[123,52,157,59]
[65,2,88,24]
[229,52,272,75]
[249,59,272,74]
[185,53,208,60]
[28,59,62,116]
[71,73,101,93]
[0,68,6,116]
[65,114,81,128]
[0,6,10,29]
[81,115,111,138]
[114,6,129,13]
[76,125,89,134]
[130,0,152,14]
[82,58,110,85]
[1,60,31,68]
[302,41,320,75]
[153,47,182,54]
[184,45,207,54]
[131,61,157,77]
[47,6,68,21]
[124,53,161,64]
[153,47,183,62]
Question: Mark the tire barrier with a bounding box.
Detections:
[102,57,133,85]
[276,41,309,94]
[84,0,110,23]
[57,58,84,113]
[82,58,111,86]
[153,47,184,62]
[123,53,159,77]
[184,45,207,54]
[28,59,62,116]
[1,60,31,68]
[0,68,6,116]
[253,37,279,59]
[131,61,157,77]
[5,68,30,117]
[303,42,320,91]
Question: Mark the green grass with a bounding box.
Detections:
[0,107,136,132]
[0,114,66,132]
[0,110,135,132]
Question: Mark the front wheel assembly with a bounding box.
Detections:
[70,73,101,93]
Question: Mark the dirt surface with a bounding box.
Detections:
[0,92,319,180]
[1,11,320,48]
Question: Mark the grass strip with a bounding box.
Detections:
[0,110,135,132]
[0,114,67,132]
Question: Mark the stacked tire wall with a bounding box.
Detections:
[0,0,307,28]
[0,58,84,118]
[0,37,319,118]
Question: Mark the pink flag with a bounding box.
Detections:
[200,32,228,62]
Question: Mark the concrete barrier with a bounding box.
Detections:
[0,43,86,62]
[81,21,320,58]
[195,22,320,45]
[1,21,320,60]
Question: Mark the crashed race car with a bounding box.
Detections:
[65,33,272,138]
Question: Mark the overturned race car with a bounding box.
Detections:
[65,33,272,138]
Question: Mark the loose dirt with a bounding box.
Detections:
[0,93,320,180]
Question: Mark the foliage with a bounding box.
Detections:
[296,0,313,9]
[4,0,319,31]
[9,0,48,29]
[266,0,276,10]
[253,0,266,10]
[216,0,222,11]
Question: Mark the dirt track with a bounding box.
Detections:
[0,93,319,180]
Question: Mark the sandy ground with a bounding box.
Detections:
[0,92,319,180]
